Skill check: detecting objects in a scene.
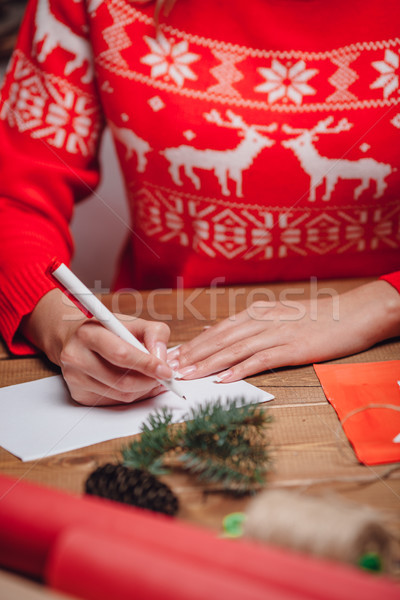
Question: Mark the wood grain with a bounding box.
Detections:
[0,279,399,546]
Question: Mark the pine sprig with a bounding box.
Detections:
[123,407,179,475]
[122,398,272,492]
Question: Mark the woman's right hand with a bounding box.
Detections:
[21,289,173,406]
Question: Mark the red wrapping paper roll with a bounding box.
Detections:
[0,474,180,577]
[0,475,399,600]
[47,526,296,600]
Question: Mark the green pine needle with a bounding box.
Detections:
[122,398,272,492]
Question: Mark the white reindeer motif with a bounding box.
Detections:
[109,122,152,173]
[161,110,277,197]
[282,118,393,202]
[33,0,93,84]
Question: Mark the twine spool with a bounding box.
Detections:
[243,490,393,571]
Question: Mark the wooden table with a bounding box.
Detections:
[1,278,399,562]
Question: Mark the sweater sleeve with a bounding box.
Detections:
[0,0,104,355]
[379,271,400,294]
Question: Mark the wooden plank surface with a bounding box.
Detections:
[0,338,11,360]
[0,279,399,563]
[0,570,74,600]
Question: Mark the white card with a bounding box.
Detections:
[0,375,274,461]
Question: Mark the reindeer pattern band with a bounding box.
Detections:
[110,112,394,203]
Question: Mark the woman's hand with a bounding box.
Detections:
[22,289,173,406]
[170,280,400,382]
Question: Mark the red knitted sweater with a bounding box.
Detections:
[0,0,399,354]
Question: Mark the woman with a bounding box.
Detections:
[0,0,399,405]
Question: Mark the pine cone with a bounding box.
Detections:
[85,463,179,516]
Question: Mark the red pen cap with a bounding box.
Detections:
[46,257,93,319]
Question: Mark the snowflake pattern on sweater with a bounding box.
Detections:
[1,51,100,154]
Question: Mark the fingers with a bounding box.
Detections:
[168,314,244,368]
[171,305,277,370]
[173,294,352,383]
[140,320,170,361]
[65,373,161,406]
[174,311,284,379]
[68,319,173,380]
[61,351,161,404]
[176,328,286,380]
[60,317,172,406]
[66,386,162,406]
[215,346,295,383]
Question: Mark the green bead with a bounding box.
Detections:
[358,552,383,572]
[223,512,246,538]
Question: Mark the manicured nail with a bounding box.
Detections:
[177,365,197,378]
[215,370,233,382]
[156,363,173,379]
[155,341,167,361]
[167,359,179,370]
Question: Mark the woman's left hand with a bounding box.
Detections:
[169,280,400,382]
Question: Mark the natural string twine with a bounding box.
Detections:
[243,490,394,571]
[243,404,400,573]
[334,403,400,474]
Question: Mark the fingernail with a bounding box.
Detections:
[167,348,180,360]
[155,341,167,361]
[215,370,233,382]
[167,359,179,370]
[156,363,173,379]
[177,365,197,378]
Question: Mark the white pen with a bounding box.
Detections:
[47,259,184,399]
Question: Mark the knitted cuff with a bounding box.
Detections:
[0,260,57,355]
[379,271,400,294]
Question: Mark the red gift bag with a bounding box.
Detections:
[314,360,400,465]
